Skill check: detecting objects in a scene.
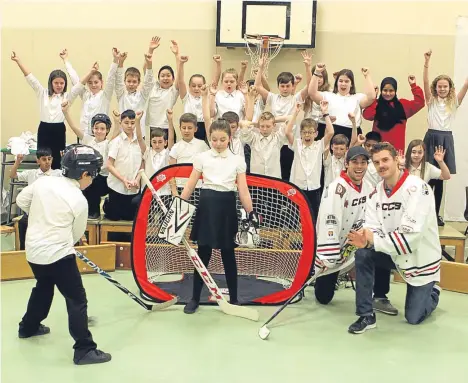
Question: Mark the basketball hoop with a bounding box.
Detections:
[244,34,284,79]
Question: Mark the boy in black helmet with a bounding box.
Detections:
[16,144,111,365]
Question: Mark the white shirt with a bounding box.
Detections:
[409,162,441,183]
[231,130,245,158]
[82,134,110,176]
[427,97,459,132]
[290,138,324,190]
[143,147,170,195]
[25,73,82,123]
[215,90,245,120]
[252,98,265,123]
[182,93,203,122]
[65,62,117,135]
[322,92,366,127]
[17,168,62,186]
[115,68,154,136]
[147,82,179,128]
[305,100,325,124]
[169,138,210,164]
[324,154,345,188]
[193,149,246,192]
[266,91,303,117]
[240,126,287,178]
[107,132,142,195]
[364,160,381,189]
[16,176,88,265]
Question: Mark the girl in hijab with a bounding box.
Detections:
[363,76,425,152]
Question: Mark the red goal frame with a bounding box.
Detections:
[131,164,316,305]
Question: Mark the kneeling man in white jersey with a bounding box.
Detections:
[347,142,441,334]
[314,146,373,304]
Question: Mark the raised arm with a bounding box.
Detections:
[9,154,24,179]
[404,75,426,118]
[201,85,212,142]
[102,48,120,100]
[60,49,80,86]
[62,101,84,140]
[177,55,189,99]
[359,67,376,109]
[285,103,302,146]
[244,85,257,122]
[211,55,222,86]
[170,40,180,88]
[321,100,335,149]
[299,51,312,101]
[166,109,175,149]
[68,62,99,104]
[143,36,160,75]
[135,111,147,154]
[349,112,358,147]
[239,60,248,84]
[433,146,451,180]
[423,50,432,104]
[254,54,270,103]
[308,62,326,104]
[11,52,31,77]
[140,53,155,102]
[110,111,122,141]
[115,52,128,100]
[457,77,468,106]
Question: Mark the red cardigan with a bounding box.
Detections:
[363,84,425,152]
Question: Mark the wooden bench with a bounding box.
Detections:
[99,219,133,243]
[439,225,466,263]
[101,241,132,269]
[1,244,116,281]
[86,219,100,245]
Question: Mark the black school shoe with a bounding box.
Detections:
[88,212,100,220]
[74,349,112,365]
[184,299,200,314]
[18,324,50,338]
[348,314,376,334]
[437,216,445,227]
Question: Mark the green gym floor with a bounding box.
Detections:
[2,272,467,383]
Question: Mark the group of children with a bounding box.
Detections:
[9,37,468,364]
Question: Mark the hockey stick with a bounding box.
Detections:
[75,250,178,311]
[258,270,323,340]
[139,170,259,322]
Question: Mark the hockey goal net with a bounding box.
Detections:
[132,164,315,305]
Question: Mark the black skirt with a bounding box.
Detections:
[190,189,238,249]
[423,129,456,174]
[37,121,66,170]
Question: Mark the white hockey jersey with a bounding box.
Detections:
[315,171,373,275]
[364,171,441,286]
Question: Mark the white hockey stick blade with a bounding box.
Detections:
[150,296,178,311]
[218,300,259,322]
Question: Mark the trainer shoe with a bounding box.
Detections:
[74,349,112,365]
[183,299,200,314]
[348,314,376,334]
[433,284,442,297]
[373,298,398,316]
[18,324,50,339]
[437,215,445,227]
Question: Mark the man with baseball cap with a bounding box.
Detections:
[313,146,374,304]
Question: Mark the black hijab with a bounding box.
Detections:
[375,77,407,132]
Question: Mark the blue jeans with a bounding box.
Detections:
[355,249,439,325]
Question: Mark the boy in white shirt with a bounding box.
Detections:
[254,51,312,180]
[10,148,62,250]
[285,101,334,222]
[115,52,154,137]
[169,112,210,195]
[104,110,144,221]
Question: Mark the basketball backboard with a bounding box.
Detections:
[216,0,317,49]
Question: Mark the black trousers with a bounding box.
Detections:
[192,245,238,303]
[82,175,109,216]
[37,122,66,170]
[103,188,139,221]
[314,271,339,305]
[19,254,97,360]
[280,145,294,181]
[18,213,29,250]
[302,188,321,225]
[374,267,391,299]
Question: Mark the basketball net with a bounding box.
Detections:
[244,34,284,79]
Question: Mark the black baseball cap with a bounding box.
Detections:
[346,146,370,162]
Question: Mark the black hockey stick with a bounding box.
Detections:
[76,250,178,311]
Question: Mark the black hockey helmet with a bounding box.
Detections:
[61,144,103,180]
[91,113,112,132]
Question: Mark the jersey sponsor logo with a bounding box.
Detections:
[403,213,416,224]
[422,183,429,196]
[326,214,337,225]
[380,202,402,211]
[287,188,297,197]
[351,196,367,206]
[335,184,346,199]
[399,225,414,233]
[350,219,364,231]
[372,228,386,238]
[156,174,167,183]
[409,185,417,193]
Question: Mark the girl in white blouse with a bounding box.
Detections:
[11,51,83,169]
[180,119,258,314]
